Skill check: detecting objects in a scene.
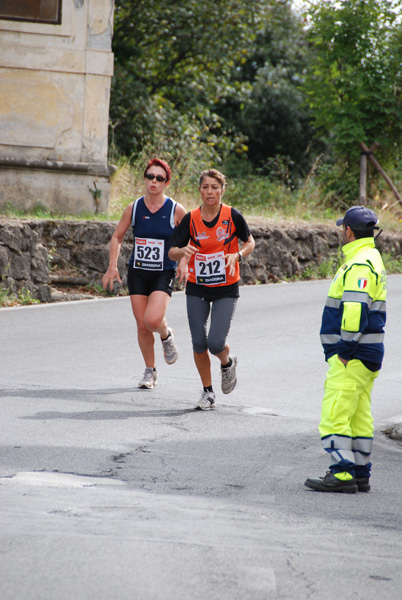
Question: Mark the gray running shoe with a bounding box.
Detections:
[138,367,157,389]
[195,390,216,411]
[221,355,237,394]
[162,328,178,364]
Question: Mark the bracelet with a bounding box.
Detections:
[238,252,243,262]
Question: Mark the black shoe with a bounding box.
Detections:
[356,476,371,492]
[304,471,358,494]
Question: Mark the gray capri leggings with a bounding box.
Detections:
[186,295,238,355]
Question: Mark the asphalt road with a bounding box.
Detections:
[1,276,402,600]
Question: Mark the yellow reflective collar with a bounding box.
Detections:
[342,238,375,261]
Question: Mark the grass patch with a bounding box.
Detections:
[0,286,41,307]
[2,158,402,231]
[297,251,343,281]
[382,252,402,274]
[0,201,114,222]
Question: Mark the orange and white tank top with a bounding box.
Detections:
[188,204,240,287]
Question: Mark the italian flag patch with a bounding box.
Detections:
[357,278,368,290]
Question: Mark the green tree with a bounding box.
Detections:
[304,0,402,171]
[218,0,316,181]
[110,0,267,173]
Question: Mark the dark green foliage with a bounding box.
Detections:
[109,0,318,182]
[109,0,402,204]
[110,0,267,168]
[218,1,316,180]
[303,0,402,197]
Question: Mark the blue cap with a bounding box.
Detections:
[336,206,379,231]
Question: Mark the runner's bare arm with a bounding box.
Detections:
[102,203,133,291]
[225,234,255,276]
[169,243,197,263]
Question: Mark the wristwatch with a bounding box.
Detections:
[238,252,243,262]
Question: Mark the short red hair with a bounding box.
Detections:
[144,158,171,183]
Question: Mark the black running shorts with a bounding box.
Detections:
[127,267,176,297]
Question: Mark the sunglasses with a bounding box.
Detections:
[145,173,167,182]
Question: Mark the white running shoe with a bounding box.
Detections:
[196,390,216,411]
[138,367,157,389]
[162,328,178,364]
[221,355,237,394]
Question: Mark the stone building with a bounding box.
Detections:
[0,0,115,214]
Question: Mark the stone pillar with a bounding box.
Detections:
[0,0,115,214]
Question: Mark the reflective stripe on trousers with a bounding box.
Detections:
[319,355,379,469]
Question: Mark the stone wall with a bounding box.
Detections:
[1,218,402,302]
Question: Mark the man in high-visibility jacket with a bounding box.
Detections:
[305,206,387,493]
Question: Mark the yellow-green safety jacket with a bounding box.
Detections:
[320,237,387,369]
